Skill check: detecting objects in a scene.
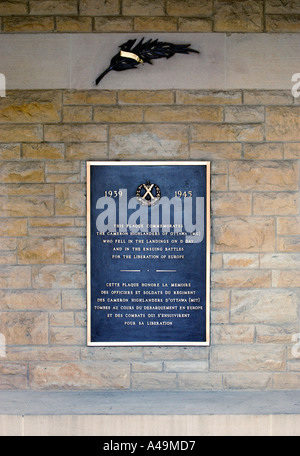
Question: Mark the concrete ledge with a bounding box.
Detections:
[1,391,300,436]
[0,33,299,90]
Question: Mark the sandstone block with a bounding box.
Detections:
[47,174,80,184]
[0,290,60,310]
[28,225,85,238]
[32,264,85,289]
[266,0,300,13]
[177,90,242,105]
[74,311,86,326]
[94,106,143,123]
[29,361,130,389]
[223,254,259,269]
[122,0,164,15]
[243,90,293,105]
[0,238,16,250]
[50,327,85,345]
[229,161,298,191]
[46,161,79,174]
[63,106,92,123]
[166,0,212,15]
[55,183,85,216]
[244,143,283,160]
[214,217,275,252]
[109,124,189,159]
[56,16,92,32]
[191,124,264,142]
[260,253,300,269]
[223,373,272,390]
[143,346,208,361]
[144,106,223,123]
[210,345,286,371]
[224,106,264,123]
[277,236,300,252]
[272,270,300,287]
[131,362,162,373]
[29,0,78,15]
[211,290,230,309]
[0,125,42,143]
[29,217,74,228]
[164,361,208,373]
[256,324,297,344]
[212,325,255,344]
[131,373,177,390]
[211,174,227,191]
[0,183,54,196]
[0,91,61,123]
[0,251,17,265]
[0,218,27,236]
[277,217,300,235]
[211,253,223,269]
[266,107,300,141]
[44,124,107,142]
[0,1,28,15]
[65,143,107,160]
[79,0,119,15]
[0,266,31,289]
[266,14,300,32]
[0,144,21,160]
[23,143,64,160]
[81,346,143,361]
[65,238,85,254]
[253,192,298,215]
[178,18,213,32]
[17,238,64,264]
[0,363,27,376]
[0,195,54,217]
[134,17,177,32]
[212,270,271,288]
[118,90,174,105]
[4,346,80,362]
[94,17,133,32]
[65,253,85,264]
[284,143,300,159]
[3,16,55,32]
[190,143,242,160]
[178,373,223,390]
[0,375,28,390]
[231,289,298,324]
[63,90,116,105]
[0,312,48,345]
[214,0,264,32]
[273,373,300,390]
[62,290,86,310]
[211,193,252,216]
[0,162,44,183]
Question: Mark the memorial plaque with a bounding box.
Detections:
[87,162,210,346]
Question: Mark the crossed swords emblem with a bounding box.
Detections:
[136,181,161,207]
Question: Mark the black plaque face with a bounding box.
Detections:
[87,161,210,346]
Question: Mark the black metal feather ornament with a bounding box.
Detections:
[95,37,199,85]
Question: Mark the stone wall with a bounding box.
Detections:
[0,0,300,33]
[0,87,299,390]
[0,0,299,391]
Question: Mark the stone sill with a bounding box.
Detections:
[1,390,300,435]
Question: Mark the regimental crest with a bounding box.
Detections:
[95,37,199,85]
[136,181,161,207]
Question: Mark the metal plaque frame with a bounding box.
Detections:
[87,161,210,346]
